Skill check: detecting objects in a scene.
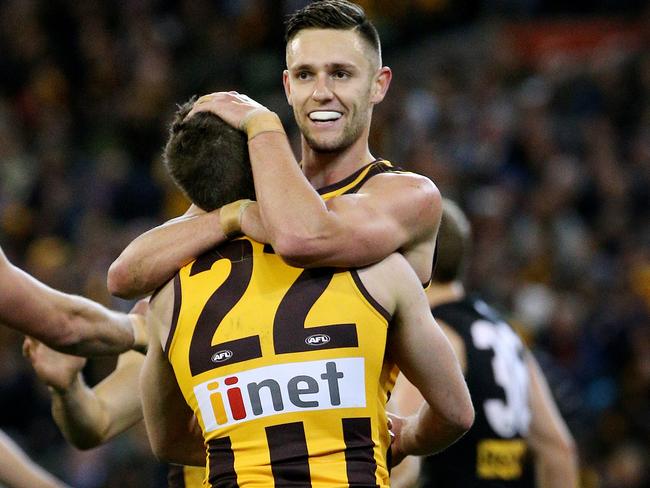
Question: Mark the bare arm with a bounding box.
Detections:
[0,429,70,488]
[368,255,473,462]
[108,203,269,299]
[0,248,144,356]
[388,321,467,487]
[526,353,579,488]
[190,94,441,283]
[140,282,205,466]
[24,338,145,449]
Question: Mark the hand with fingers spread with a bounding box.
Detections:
[23,338,86,393]
[187,92,284,141]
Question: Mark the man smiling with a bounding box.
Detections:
[108,0,441,299]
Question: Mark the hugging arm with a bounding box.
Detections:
[385,258,473,464]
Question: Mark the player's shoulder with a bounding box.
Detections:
[361,169,441,212]
[355,252,422,314]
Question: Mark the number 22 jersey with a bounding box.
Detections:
[165,237,397,487]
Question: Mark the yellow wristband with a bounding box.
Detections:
[243,111,285,141]
[220,199,255,238]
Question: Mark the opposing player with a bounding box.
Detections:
[0,247,145,355]
[139,99,473,486]
[390,200,579,487]
[108,0,440,299]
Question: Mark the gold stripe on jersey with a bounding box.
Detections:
[318,159,407,201]
[166,237,396,487]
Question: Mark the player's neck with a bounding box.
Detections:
[300,136,375,188]
[426,281,465,308]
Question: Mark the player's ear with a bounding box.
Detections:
[283,70,293,106]
[370,66,392,105]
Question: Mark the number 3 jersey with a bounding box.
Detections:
[421,296,533,487]
[165,237,397,488]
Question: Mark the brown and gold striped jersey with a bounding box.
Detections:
[166,235,397,487]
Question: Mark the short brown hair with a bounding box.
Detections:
[432,199,472,283]
[163,98,255,211]
[285,1,381,59]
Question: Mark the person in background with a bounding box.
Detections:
[389,199,579,488]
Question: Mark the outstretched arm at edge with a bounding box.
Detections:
[0,429,70,488]
[0,248,144,356]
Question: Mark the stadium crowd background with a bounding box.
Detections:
[0,0,648,486]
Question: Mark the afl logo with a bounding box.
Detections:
[211,350,233,363]
[305,334,330,346]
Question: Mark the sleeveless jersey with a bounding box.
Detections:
[166,237,397,487]
[316,159,434,288]
[315,159,406,200]
[421,296,533,487]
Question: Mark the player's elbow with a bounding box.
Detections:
[443,393,475,439]
[107,256,140,299]
[271,232,325,267]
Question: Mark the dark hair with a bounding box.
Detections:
[163,98,255,211]
[285,0,381,57]
[432,199,472,284]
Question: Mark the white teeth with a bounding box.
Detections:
[309,111,342,121]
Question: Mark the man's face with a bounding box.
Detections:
[283,28,390,153]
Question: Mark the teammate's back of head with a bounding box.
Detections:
[163,98,255,211]
[432,199,472,284]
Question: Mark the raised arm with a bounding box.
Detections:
[526,352,579,488]
[0,248,145,356]
[140,281,205,466]
[0,429,70,488]
[23,338,144,450]
[189,94,441,283]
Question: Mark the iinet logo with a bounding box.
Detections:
[194,358,366,431]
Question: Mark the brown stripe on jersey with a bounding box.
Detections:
[208,437,238,488]
[167,464,185,488]
[342,417,379,487]
[189,240,261,376]
[349,270,392,324]
[266,422,312,487]
[341,160,403,196]
[164,274,182,356]
[316,159,384,196]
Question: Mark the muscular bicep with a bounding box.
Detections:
[286,176,440,276]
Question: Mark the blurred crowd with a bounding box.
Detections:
[0,1,648,487]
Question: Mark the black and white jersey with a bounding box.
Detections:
[421,296,534,487]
